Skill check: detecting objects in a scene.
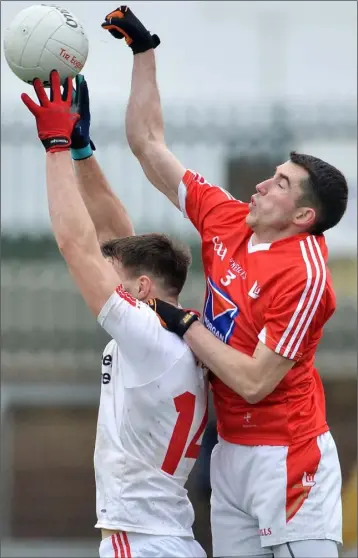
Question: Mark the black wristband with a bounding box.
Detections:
[41,136,70,151]
[175,311,199,338]
[131,33,160,54]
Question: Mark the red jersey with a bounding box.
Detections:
[178,170,336,446]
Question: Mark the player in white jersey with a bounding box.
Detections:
[21,71,207,558]
[95,238,208,557]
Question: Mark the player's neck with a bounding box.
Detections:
[146,294,179,307]
[161,296,179,307]
[251,226,301,246]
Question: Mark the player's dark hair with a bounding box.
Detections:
[290,151,348,235]
[101,233,192,297]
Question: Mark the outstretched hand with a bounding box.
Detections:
[21,70,79,153]
[64,74,96,159]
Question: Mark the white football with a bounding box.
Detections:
[3,4,89,86]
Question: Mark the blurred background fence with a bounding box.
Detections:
[1,104,357,557]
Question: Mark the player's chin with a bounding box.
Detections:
[246,212,256,227]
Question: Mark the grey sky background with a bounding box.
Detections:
[2,1,356,107]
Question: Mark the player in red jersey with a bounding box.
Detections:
[102,7,348,557]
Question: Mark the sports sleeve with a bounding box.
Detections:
[178,169,249,236]
[97,285,185,382]
[258,248,335,361]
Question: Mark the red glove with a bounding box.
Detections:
[21,70,79,153]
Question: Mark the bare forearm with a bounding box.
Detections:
[126,50,164,153]
[184,321,260,403]
[125,50,185,207]
[73,155,134,242]
[46,152,98,254]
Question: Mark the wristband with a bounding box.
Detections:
[71,144,93,161]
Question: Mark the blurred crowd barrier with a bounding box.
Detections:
[1,103,357,557]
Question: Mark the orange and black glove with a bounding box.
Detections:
[21,70,79,153]
[148,298,200,338]
[102,6,160,54]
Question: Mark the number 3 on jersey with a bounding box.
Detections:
[161,392,208,476]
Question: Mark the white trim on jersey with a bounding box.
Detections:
[275,236,326,360]
[290,236,327,359]
[178,180,188,217]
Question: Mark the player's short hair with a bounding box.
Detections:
[290,151,348,235]
[101,233,192,296]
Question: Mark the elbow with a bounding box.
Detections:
[57,236,79,259]
[242,390,262,405]
[126,131,145,157]
[126,130,164,159]
[245,392,263,405]
[57,231,92,260]
[241,384,267,405]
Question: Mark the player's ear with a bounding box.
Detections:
[137,275,152,301]
[293,206,316,230]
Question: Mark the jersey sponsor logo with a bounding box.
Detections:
[101,354,112,384]
[229,258,247,280]
[248,280,261,299]
[301,472,316,487]
[203,277,239,343]
[212,236,227,260]
[243,411,257,428]
[101,372,111,384]
[259,528,272,536]
[116,285,138,307]
[102,354,112,366]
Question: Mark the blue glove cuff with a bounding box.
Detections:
[71,144,93,161]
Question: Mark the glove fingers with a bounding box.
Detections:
[62,77,73,106]
[33,78,49,107]
[75,74,85,105]
[62,78,69,102]
[50,70,62,103]
[151,34,161,49]
[102,23,132,44]
[79,79,90,119]
[21,92,40,116]
[104,6,127,21]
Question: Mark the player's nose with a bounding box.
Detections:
[256,179,269,195]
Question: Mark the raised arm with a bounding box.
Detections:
[126,51,185,208]
[74,155,134,243]
[21,72,122,315]
[70,75,134,243]
[102,6,186,209]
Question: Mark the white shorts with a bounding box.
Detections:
[210,431,342,557]
[99,531,207,558]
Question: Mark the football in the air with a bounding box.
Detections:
[3,4,89,86]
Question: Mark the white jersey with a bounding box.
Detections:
[94,286,208,537]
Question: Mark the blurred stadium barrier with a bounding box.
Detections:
[1,103,356,557]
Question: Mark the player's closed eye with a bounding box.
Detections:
[273,176,285,189]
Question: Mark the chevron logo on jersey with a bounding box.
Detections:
[203,277,239,343]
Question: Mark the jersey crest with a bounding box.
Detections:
[203,277,239,343]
